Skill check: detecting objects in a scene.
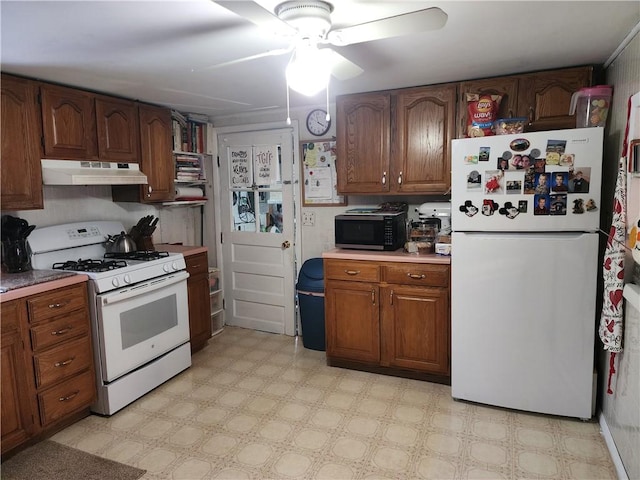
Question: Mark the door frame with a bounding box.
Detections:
[209,120,302,335]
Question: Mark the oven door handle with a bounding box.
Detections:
[101,271,190,305]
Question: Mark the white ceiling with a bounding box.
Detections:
[1,1,638,122]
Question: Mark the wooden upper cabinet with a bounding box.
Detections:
[517,66,593,131]
[392,83,456,194]
[137,104,174,202]
[336,92,391,194]
[1,74,43,210]
[457,77,519,138]
[40,83,97,159]
[95,96,140,162]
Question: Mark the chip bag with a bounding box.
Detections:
[466,93,503,137]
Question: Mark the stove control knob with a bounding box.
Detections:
[172,261,179,271]
[124,274,132,284]
[112,278,120,288]
[163,264,171,273]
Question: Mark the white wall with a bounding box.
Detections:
[601,27,640,480]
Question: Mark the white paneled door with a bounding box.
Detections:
[218,129,296,335]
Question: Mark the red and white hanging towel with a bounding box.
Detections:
[599,96,633,394]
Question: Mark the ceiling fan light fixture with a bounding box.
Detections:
[286,44,331,96]
[275,1,333,38]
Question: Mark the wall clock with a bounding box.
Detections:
[306,109,331,136]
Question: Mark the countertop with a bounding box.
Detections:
[156,243,208,257]
[322,248,451,265]
[0,271,88,302]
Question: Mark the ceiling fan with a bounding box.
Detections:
[209,1,448,90]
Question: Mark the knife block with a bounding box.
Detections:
[136,236,155,252]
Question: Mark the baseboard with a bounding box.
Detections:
[599,412,629,480]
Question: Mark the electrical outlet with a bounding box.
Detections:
[302,212,315,226]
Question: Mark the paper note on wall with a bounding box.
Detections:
[306,166,333,199]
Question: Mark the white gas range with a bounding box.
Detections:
[29,221,192,415]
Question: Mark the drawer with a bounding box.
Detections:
[27,283,88,325]
[185,253,208,276]
[210,290,223,313]
[324,260,380,282]
[34,336,93,389]
[383,263,449,287]
[30,309,89,351]
[38,369,95,427]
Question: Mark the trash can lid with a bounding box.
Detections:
[296,258,324,292]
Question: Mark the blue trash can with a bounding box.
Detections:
[296,258,325,351]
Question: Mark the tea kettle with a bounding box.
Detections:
[105,231,137,253]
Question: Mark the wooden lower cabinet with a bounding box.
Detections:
[185,252,212,353]
[324,258,450,382]
[1,282,96,458]
[1,300,37,455]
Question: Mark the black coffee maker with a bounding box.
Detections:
[1,215,36,273]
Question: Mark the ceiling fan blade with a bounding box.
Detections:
[192,46,293,72]
[214,1,296,37]
[326,7,447,46]
[325,49,364,81]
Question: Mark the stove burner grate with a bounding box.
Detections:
[53,258,128,273]
[104,251,170,261]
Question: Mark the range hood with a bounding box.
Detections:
[41,159,148,185]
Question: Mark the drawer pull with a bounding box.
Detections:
[407,273,426,280]
[58,391,79,402]
[54,357,75,367]
[371,289,376,305]
[51,326,73,336]
[345,270,360,275]
[48,302,68,309]
[390,289,394,305]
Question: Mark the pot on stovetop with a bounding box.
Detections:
[105,231,137,253]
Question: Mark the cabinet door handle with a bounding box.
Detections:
[58,391,79,402]
[344,270,360,276]
[54,357,75,367]
[48,302,67,309]
[508,109,514,118]
[371,289,376,305]
[390,289,394,305]
[381,171,386,185]
[528,106,534,124]
[397,171,403,184]
[51,326,73,336]
[407,273,426,279]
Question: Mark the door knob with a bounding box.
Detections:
[282,241,291,249]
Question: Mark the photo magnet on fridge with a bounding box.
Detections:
[569,168,590,193]
[479,147,490,161]
[550,194,567,215]
[534,194,550,215]
[551,172,569,192]
[467,170,482,190]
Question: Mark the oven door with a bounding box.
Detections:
[95,271,190,382]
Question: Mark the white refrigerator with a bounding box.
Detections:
[451,127,604,419]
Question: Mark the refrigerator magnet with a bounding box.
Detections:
[466,170,482,190]
[568,168,590,193]
[518,200,528,213]
[482,199,498,216]
[572,198,585,214]
[460,201,478,217]
[484,170,503,194]
[506,179,522,194]
[498,201,520,219]
[464,155,479,164]
[585,199,598,211]
[479,147,490,161]
[550,194,567,215]
[534,173,550,194]
[510,138,530,151]
[551,172,569,192]
[534,194,550,215]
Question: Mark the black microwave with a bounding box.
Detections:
[335,211,407,251]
